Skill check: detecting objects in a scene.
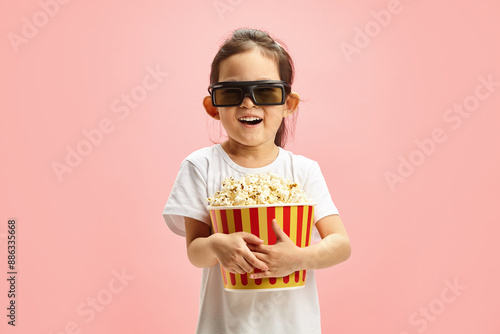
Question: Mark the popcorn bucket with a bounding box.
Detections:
[208,203,315,292]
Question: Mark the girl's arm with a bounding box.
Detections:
[184,217,269,274]
[301,214,351,270]
[248,214,351,278]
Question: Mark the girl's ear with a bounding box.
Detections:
[284,92,300,117]
[203,96,220,120]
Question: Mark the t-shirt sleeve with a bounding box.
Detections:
[163,160,211,237]
[302,161,339,223]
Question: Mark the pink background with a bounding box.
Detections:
[1,0,499,333]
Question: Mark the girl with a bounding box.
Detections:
[163,28,351,334]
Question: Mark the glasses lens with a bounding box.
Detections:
[214,88,242,106]
[254,86,283,104]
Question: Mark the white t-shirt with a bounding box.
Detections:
[163,144,339,334]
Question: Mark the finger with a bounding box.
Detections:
[225,266,243,275]
[246,243,268,253]
[236,263,251,274]
[250,271,271,279]
[271,219,288,241]
[251,251,266,262]
[222,258,255,274]
[232,264,250,275]
[238,259,256,273]
[243,249,269,271]
[241,232,265,245]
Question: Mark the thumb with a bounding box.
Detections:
[271,219,288,241]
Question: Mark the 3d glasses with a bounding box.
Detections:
[208,80,291,107]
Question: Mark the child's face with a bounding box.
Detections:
[211,48,294,149]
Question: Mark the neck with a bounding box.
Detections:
[221,140,279,168]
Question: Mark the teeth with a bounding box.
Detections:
[238,117,262,121]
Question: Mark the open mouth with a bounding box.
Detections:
[238,117,263,125]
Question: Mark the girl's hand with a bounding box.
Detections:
[209,232,269,274]
[247,219,302,279]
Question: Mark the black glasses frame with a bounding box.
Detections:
[208,80,291,107]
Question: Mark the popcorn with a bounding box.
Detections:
[207,173,311,206]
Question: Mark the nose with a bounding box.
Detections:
[239,94,256,108]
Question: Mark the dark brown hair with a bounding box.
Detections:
[209,28,297,147]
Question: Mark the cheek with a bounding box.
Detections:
[267,109,286,124]
[218,111,239,127]
[217,109,233,120]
